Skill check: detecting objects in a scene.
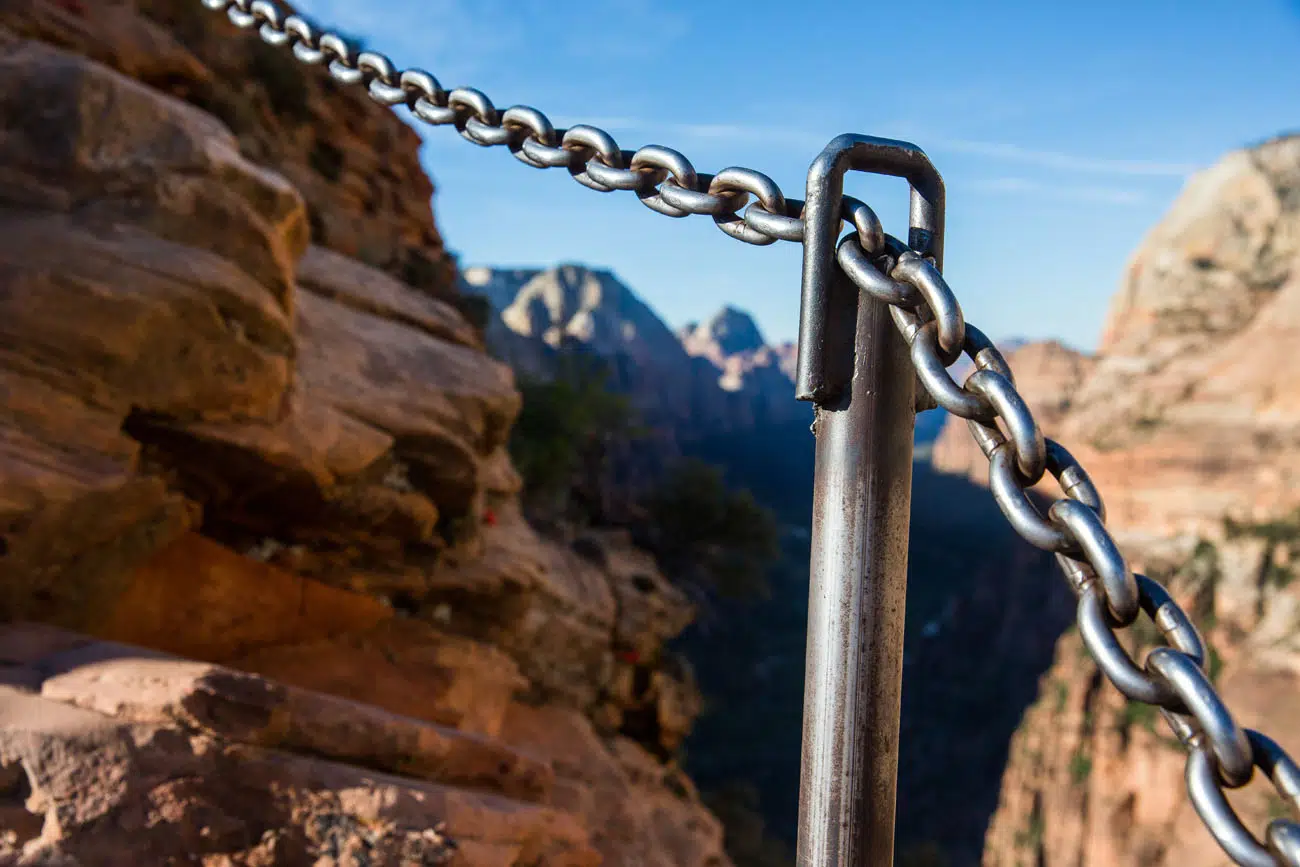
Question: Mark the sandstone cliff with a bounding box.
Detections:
[0,6,730,865]
[0,0,458,303]
[949,134,1300,867]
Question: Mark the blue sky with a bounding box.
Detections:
[293,0,1299,350]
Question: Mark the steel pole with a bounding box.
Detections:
[794,136,944,867]
[796,274,915,867]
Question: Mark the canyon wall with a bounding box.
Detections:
[930,133,1300,867]
[0,4,733,865]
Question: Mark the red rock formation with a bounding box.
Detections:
[0,623,592,865]
[961,134,1300,867]
[0,14,729,866]
[0,0,458,301]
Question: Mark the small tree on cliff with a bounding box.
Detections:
[510,352,638,522]
[641,458,780,600]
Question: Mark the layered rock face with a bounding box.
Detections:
[937,135,1300,551]
[0,15,728,867]
[958,135,1300,867]
[0,0,458,302]
[982,533,1300,867]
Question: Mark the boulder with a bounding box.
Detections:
[0,0,458,302]
[37,652,553,804]
[0,683,596,867]
[96,532,394,662]
[0,34,307,626]
[230,619,528,741]
[426,504,618,709]
[425,509,696,728]
[0,30,307,307]
[299,245,482,351]
[295,285,519,518]
[503,702,729,867]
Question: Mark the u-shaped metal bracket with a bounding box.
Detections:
[794,135,947,867]
[795,134,946,405]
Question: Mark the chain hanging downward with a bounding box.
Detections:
[195,2,1300,864]
[830,226,1300,867]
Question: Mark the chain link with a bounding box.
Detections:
[197,2,1299,863]
[198,0,888,246]
[831,227,1300,866]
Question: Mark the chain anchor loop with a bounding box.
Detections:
[795,134,945,405]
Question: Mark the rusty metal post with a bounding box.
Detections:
[795,136,945,867]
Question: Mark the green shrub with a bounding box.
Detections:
[1205,643,1224,684]
[642,459,780,600]
[897,842,948,867]
[1069,750,1092,784]
[1014,813,1045,850]
[1267,794,1294,822]
[1121,699,1159,733]
[1266,561,1296,589]
[1128,609,1163,648]
[1134,415,1163,431]
[1052,679,1069,714]
[1189,538,1221,578]
[510,354,637,514]
[1224,510,1300,545]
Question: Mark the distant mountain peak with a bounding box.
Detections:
[697,306,767,356]
[460,265,810,431]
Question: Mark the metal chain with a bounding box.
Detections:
[838,228,1300,867]
[196,0,879,246]
[198,2,1300,864]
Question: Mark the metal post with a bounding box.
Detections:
[795,136,945,867]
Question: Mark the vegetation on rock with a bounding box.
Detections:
[640,459,780,601]
[510,353,639,519]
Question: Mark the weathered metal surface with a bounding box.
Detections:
[794,135,939,867]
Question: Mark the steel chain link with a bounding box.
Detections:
[838,228,1300,867]
[198,2,1300,864]
[200,0,843,246]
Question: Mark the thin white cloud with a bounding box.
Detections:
[289,1,1201,184]
[933,138,1201,177]
[550,117,1200,181]
[966,176,1149,206]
